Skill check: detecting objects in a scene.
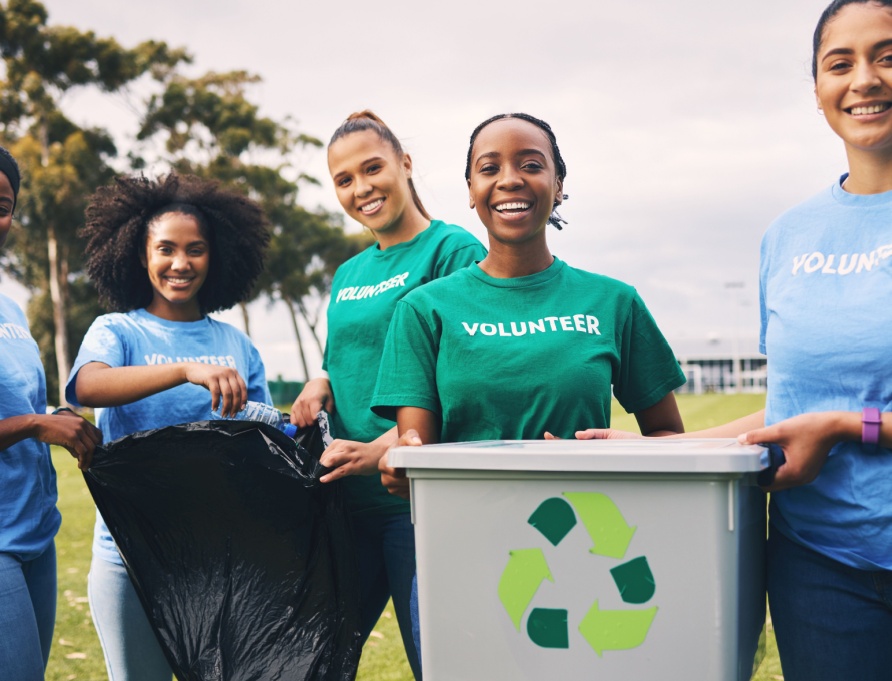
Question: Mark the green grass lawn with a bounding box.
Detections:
[48,392,782,681]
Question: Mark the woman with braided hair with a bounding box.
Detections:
[372,112,685,492]
[66,173,272,681]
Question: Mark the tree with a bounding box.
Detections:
[136,68,365,379]
[0,0,187,404]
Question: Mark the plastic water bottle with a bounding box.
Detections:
[212,400,298,438]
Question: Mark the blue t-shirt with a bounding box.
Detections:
[760,175,892,570]
[0,294,60,560]
[66,308,271,565]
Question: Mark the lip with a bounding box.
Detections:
[358,197,385,216]
[845,100,892,118]
[163,275,195,289]
[491,198,535,222]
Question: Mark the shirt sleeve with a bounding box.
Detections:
[612,293,686,414]
[370,299,442,422]
[65,316,127,407]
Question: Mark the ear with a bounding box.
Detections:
[815,87,823,112]
[468,178,475,209]
[139,248,147,268]
[402,152,413,179]
[554,178,564,206]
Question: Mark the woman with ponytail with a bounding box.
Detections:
[290,111,485,679]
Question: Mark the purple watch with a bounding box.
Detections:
[862,407,882,448]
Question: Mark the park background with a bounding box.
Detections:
[1,0,841,678]
[1,0,847,395]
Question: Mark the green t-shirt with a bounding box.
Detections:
[371,257,685,442]
[324,220,486,513]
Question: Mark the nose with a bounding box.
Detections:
[496,164,523,190]
[354,175,373,198]
[851,59,882,93]
[171,252,191,270]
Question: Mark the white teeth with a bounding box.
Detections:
[361,199,384,213]
[851,104,890,115]
[495,202,531,212]
[167,277,191,284]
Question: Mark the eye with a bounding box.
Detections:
[522,161,544,172]
[188,248,206,257]
[478,163,498,175]
[366,163,382,175]
[336,176,352,188]
[0,206,11,218]
[827,59,852,72]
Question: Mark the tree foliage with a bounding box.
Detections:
[0,0,187,404]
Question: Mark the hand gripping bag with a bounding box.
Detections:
[83,420,361,681]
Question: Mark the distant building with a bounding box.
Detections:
[669,334,766,394]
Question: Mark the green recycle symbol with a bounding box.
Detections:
[497,492,658,655]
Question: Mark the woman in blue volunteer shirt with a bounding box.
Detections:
[571,2,892,678]
[66,173,271,681]
[0,145,102,681]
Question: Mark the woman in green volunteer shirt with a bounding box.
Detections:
[372,113,685,491]
[289,110,486,679]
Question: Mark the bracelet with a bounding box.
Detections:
[862,407,882,449]
[52,407,74,416]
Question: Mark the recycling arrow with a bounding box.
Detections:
[564,492,636,559]
[498,549,553,631]
[578,600,658,656]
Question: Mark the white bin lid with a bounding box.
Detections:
[388,438,766,474]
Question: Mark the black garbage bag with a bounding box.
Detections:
[83,420,361,681]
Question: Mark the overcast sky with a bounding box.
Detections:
[2,0,846,382]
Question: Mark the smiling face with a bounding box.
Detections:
[467,117,563,248]
[328,129,415,243]
[140,212,210,321]
[0,172,14,249]
[815,2,892,160]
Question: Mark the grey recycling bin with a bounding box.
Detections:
[389,439,767,681]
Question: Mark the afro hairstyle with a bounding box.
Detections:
[81,173,270,314]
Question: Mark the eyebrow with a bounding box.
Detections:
[331,156,386,181]
[821,38,892,63]
[475,148,548,163]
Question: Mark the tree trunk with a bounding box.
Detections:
[283,295,310,381]
[239,301,251,338]
[47,224,70,406]
[296,298,326,358]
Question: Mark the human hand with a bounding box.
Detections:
[738,412,842,492]
[183,364,247,418]
[35,409,103,470]
[572,428,643,440]
[378,429,422,500]
[290,378,334,428]
[319,438,386,483]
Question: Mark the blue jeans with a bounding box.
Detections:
[767,527,892,681]
[352,511,422,680]
[88,555,173,681]
[0,545,56,681]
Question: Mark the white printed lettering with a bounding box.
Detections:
[462,322,479,336]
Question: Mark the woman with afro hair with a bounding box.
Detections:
[65,173,273,681]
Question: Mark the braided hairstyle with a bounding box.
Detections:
[81,173,270,314]
[465,113,568,229]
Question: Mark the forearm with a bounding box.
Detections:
[811,410,892,449]
[0,414,39,450]
[667,409,766,439]
[396,407,439,445]
[75,363,190,407]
